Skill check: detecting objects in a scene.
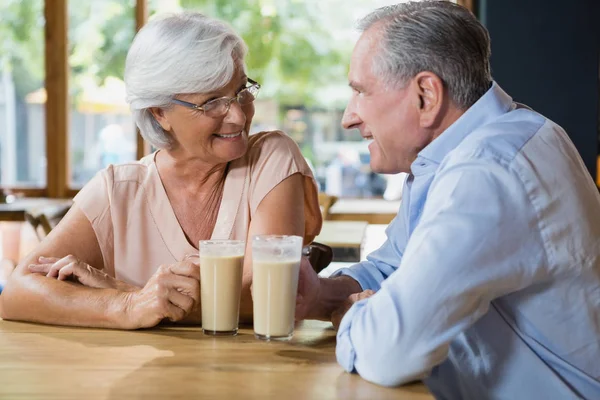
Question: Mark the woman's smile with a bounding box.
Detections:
[213,130,244,141]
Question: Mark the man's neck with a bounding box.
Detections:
[430,103,467,142]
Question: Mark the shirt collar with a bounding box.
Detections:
[416,82,513,166]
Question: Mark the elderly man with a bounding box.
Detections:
[296,2,600,399]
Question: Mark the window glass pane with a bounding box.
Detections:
[0,0,46,188]
[149,0,451,198]
[68,0,137,188]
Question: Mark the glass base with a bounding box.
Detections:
[203,328,238,336]
[254,332,292,341]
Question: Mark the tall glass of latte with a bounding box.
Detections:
[199,240,245,336]
[252,235,303,340]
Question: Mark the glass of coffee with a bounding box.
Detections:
[252,235,303,340]
[199,240,245,336]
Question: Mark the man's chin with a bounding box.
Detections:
[370,161,402,175]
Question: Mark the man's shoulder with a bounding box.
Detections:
[450,107,549,166]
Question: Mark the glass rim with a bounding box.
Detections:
[199,239,245,246]
[252,235,303,243]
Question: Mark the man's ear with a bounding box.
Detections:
[414,71,445,129]
[149,107,171,132]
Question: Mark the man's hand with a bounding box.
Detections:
[295,257,321,321]
[122,259,200,329]
[331,289,375,330]
[295,257,364,322]
[28,255,136,291]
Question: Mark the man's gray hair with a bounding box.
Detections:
[358,1,491,109]
[124,12,247,149]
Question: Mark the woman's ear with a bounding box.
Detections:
[149,107,171,132]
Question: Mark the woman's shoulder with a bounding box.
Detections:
[240,130,315,188]
[95,153,155,187]
[74,154,157,219]
[246,130,302,160]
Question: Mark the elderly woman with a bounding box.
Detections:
[0,12,321,329]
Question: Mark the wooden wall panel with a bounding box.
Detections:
[457,0,475,11]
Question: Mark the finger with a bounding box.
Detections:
[349,293,361,302]
[183,253,200,262]
[298,257,313,276]
[46,255,79,278]
[168,261,200,280]
[357,290,375,300]
[162,274,200,305]
[295,300,307,321]
[57,263,77,281]
[331,309,343,331]
[28,263,52,274]
[167,288,195,314]
[165,300,186,322]
[38,256,60,263]
[47,264,62,279]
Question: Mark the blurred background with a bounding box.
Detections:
[1,0,597,200]
[0,0,598,266]
[0,0,423,199]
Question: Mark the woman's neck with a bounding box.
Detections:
[155,149,228,195]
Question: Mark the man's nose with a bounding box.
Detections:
[341,106,361,130]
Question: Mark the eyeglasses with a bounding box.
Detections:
[171,78,261,118]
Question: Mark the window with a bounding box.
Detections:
[68,0,137,188]
[0,0,470,198]
[0,0,46,188]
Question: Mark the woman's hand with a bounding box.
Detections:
[28,255,136,291]
[122,260,200,329]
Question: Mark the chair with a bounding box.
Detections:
[24,203,71,241]
[303,242,333,274]
[318,193,338,220]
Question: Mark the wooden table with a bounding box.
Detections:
[0,198,72,222]
[0,319,433,399]
[328,199,400,224]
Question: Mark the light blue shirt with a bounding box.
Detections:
[334,83,600,399]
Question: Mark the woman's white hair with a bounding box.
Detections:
[124,12,248,149]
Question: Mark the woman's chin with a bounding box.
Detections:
[212,135,248,162]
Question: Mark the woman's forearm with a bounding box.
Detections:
[0,272,131,329]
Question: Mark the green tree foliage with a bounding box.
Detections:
[0,0,44,98]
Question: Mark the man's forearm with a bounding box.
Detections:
[310,276,362,320]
